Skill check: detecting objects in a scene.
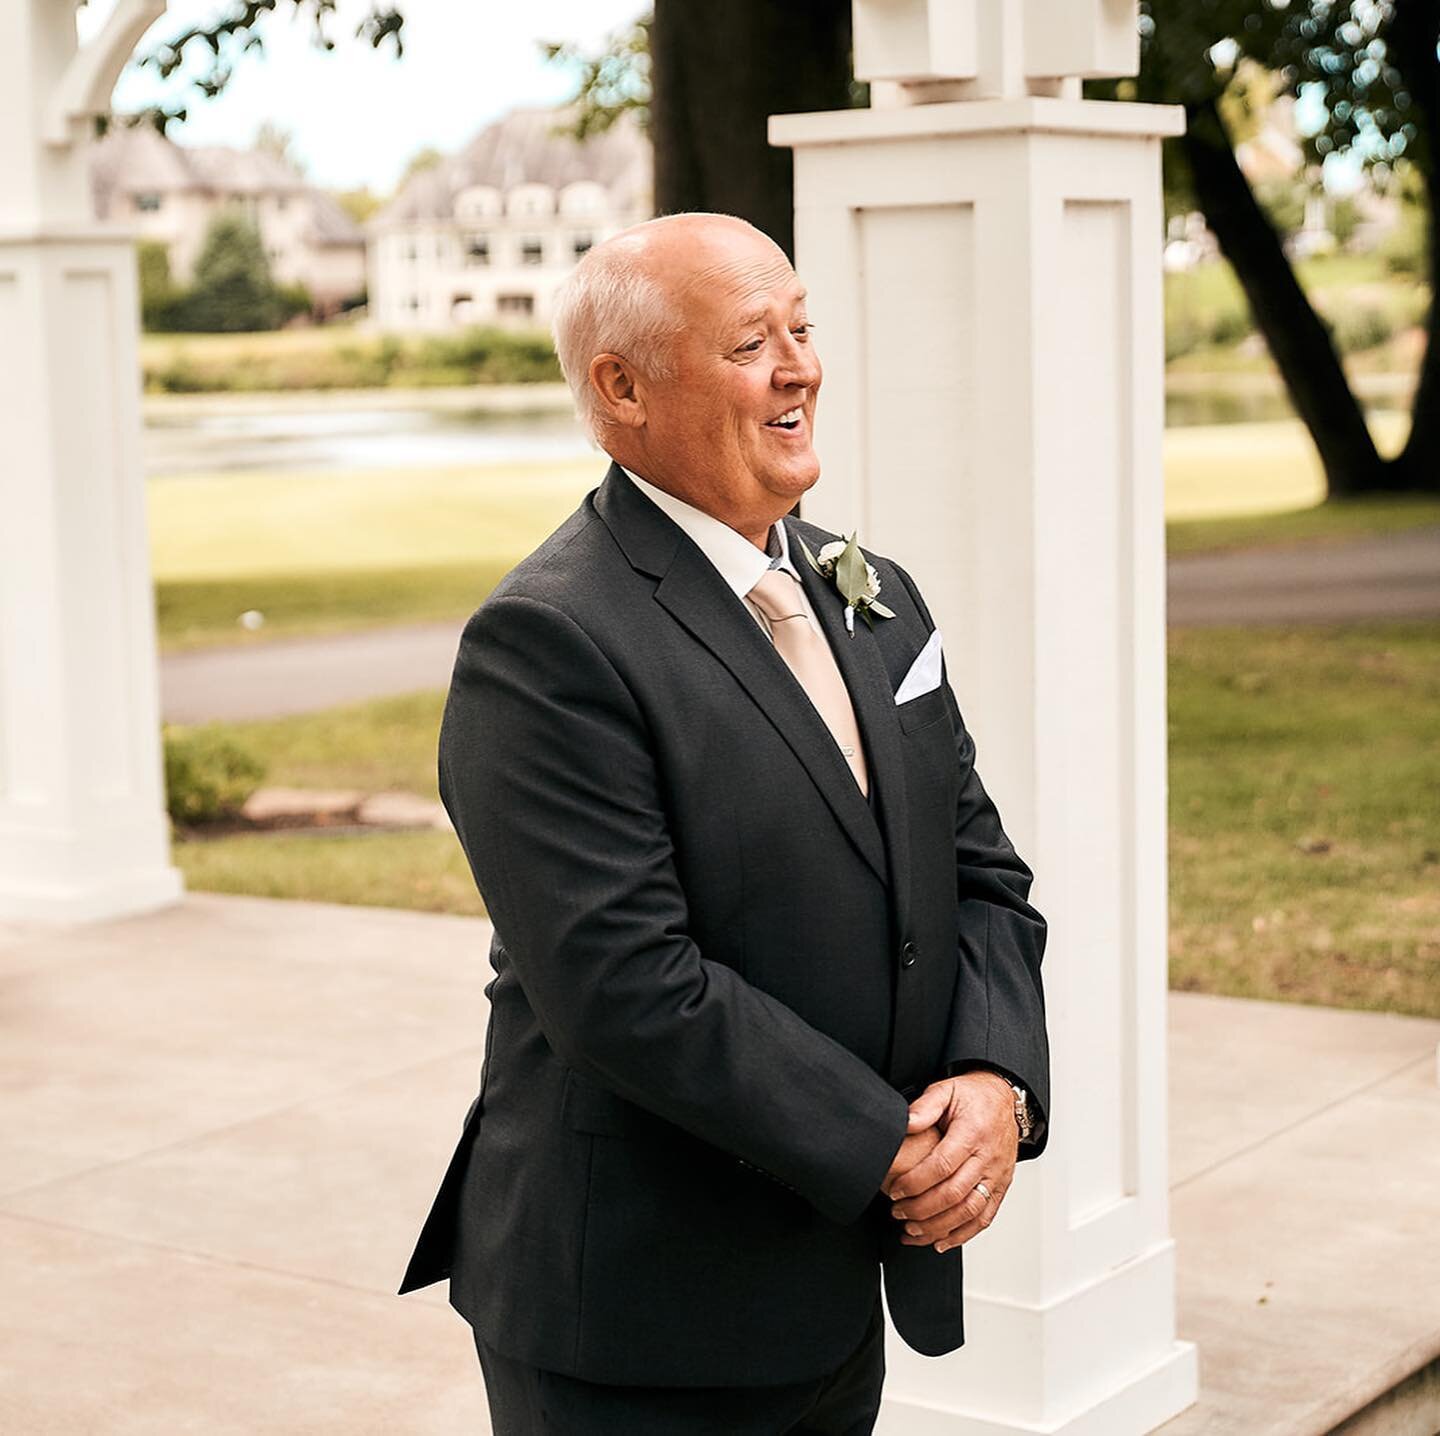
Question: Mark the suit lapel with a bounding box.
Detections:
[789,520,913,946]
[594,465,889,887]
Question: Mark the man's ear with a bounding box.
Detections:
[589,354,646,430]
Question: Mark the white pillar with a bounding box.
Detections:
[772,4,1196,1432]
[0,0,182,920]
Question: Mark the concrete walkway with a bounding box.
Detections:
[2,894,1436,1433]
[160,527,1440,725]
[1168,524,1440,628]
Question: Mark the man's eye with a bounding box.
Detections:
[739,338,764,352]
[792,323,813,341]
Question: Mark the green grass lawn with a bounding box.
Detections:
[172,620,1440,1017]
[150,420,1440,650]
[1168,622,1439,1018]
[152,459,599,649]
[177,828,485,916]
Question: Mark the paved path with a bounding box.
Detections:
[1,894,1436,1432]
[162,620,462,723]
[1167,524,1440,627]
[161,528,1440,724]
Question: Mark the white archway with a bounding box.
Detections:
[1,0,179,919]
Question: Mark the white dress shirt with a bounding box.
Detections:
[620,465,823,641]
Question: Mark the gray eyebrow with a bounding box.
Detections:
[732,289,809,331]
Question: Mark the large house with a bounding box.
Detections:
[88,123,367,314]
[366,106,652,332]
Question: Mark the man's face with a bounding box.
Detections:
[630,224,823,533]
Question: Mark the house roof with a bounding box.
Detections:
[369,105,651,229]
[88,121,364,247]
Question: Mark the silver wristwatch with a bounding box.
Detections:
[1011,1084,1034,1144]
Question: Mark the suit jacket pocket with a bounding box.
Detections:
[896,686,949,735]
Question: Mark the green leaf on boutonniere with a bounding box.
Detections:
[797,532,895,634]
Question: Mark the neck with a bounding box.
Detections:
[613,455,789,552]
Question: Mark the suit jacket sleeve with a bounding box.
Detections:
[891,563,1051,1161]
[438,592,910,1225]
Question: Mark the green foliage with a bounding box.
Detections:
[1253,176,1308,240]
[1379,201,1430,276]
[1329,195,1361,250]
[543,16,652,137]
[119,2,405,133]
[1164,260,1255,359]
[142,325,560,392]
[1329,303,1395,352]
[136,240,182,330]
[182,209,284,332]
[163,726,266,824]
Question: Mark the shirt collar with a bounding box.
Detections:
[619,465,801,601]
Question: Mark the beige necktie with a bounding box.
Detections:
[747,570,869,797]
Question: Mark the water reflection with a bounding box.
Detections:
[144,404,594,478]
[142,384,1410,479]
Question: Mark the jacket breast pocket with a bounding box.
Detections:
[896,686,949,735]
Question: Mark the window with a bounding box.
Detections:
[496,293,535,317]
[520,237,544,266]
[572,233,594,260]
[465,235,490,267]
[134,193,162,213]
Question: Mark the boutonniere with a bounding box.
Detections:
[797,532,896,636]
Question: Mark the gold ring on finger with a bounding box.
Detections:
[974,1180,992,1202]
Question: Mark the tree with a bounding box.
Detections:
[398,145,445,185]
[335,187,385,224]
[185,210,284,332]
[560,2,1439,499]
[1096,1,1439,496]
[135,240,181,330]
[254,120,306,175]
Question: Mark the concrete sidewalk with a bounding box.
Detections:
[1,895,1436,1433]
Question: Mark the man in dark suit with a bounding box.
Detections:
[399,213,1049,1434]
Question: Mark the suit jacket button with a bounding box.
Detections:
[900,941,919,968]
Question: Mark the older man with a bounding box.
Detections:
[399,213,1049,1434]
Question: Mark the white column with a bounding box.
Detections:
[0,0,181,920]
[772,4,1196,1432]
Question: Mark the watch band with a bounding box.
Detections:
[1011,1084,1034,1144]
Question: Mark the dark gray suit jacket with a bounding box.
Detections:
[398,462,1048,1387]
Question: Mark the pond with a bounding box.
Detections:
[143,402,593,479]
[142,378,1414,479]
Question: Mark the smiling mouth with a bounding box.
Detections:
[765,406,804,431]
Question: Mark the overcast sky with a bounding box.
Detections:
[81,0,647,195]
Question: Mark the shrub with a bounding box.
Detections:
[164,726,266,825]
[1331,304,1395,353]
[180,210,285,332]
[1380,203,1428,277]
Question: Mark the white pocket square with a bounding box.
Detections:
[894,628,943,704]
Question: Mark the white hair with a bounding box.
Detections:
[550,212,763,440]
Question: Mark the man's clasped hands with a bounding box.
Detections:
[880,1070,1019,1254]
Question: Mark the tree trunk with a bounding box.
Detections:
[650,0,853,258]
[1385,0,1440,494]
[1181,97,1392,497]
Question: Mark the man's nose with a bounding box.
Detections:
[776,335,822,389]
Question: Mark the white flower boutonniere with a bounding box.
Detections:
[797,532,896,636]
